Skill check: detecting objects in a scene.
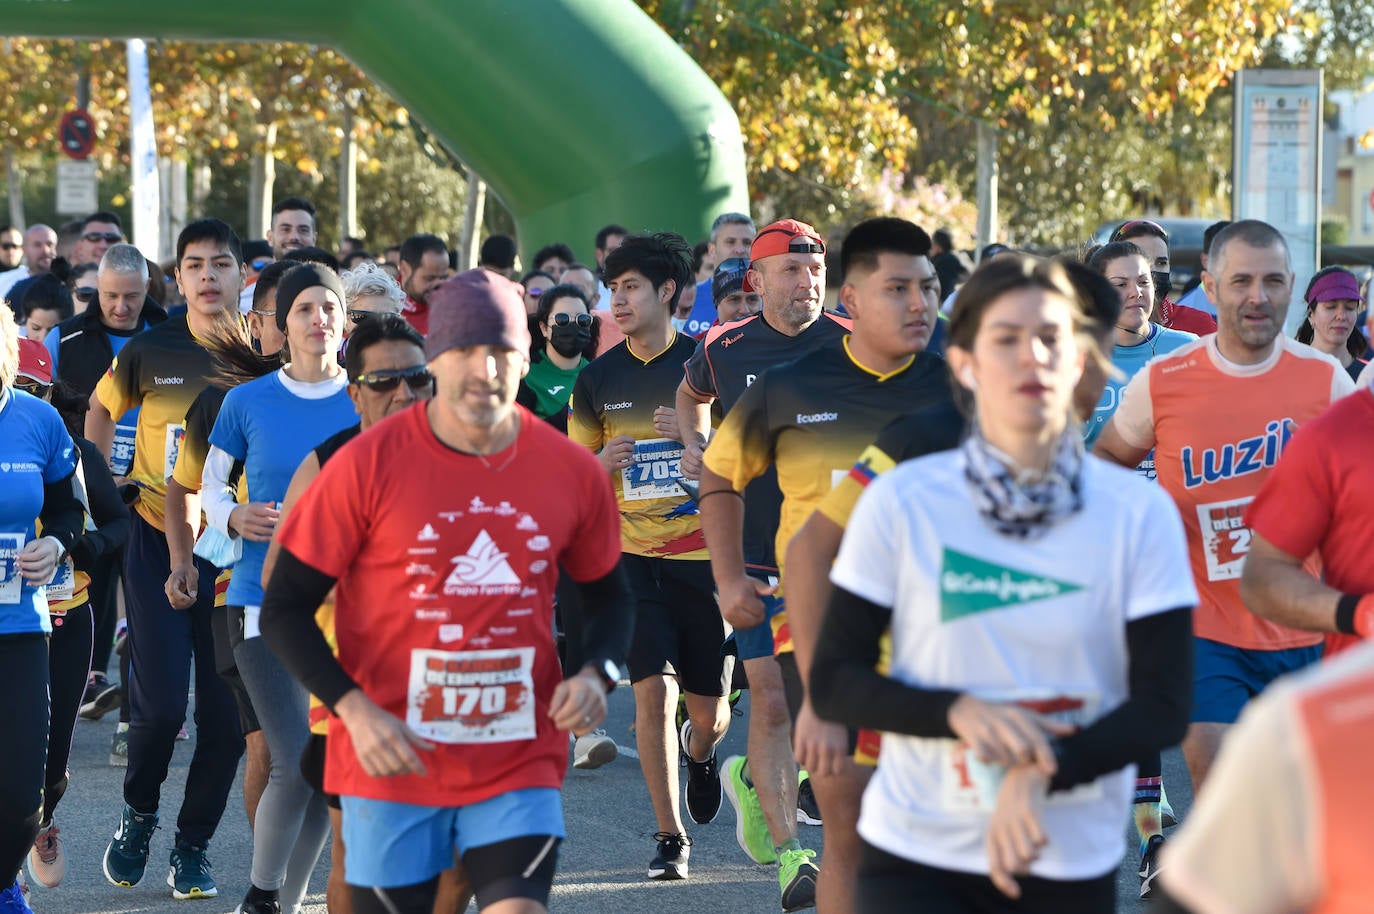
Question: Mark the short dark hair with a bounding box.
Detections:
[949,255,1087,352]
[534,283,590,328]
[840,218,933,281]
[82,211,124,232]
[345,312,424,381]
[19,273,74,322]
[400,234,448,269]
[479,235,517,270]
[933,228,954,251]
[271,197,316,219]
[595,224,627,251]
[602,232,694,312]
[519,270,556,287]
[1208,219,1289,269]
[176,218,243,266]
[0,224,16,235]
[1202,220,1232,257]
[251,260,298,312]
[533,243,575,271]
[1086,241,1146,274]
[342,250,374,270]
[691,240,710,274]
[283,246,341,272]
[341,235,365,248]
[383,245,401,256]
[1111,219,1169,244]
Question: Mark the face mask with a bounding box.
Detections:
[549,324,591,358]
[670,316,688,332]
[1152,271,1171,307]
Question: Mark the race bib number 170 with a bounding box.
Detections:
[406,647,536,744]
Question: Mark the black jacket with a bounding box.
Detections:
[50,296,168,399]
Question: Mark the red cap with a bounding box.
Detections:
[749,219,826,262]
[17,338,52,385]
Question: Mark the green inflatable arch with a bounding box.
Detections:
[1,0,750,258]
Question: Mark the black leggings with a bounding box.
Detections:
[857,841,1115,914]
[0,634,50,882]
[45,603,93,823]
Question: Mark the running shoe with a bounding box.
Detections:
[109,721,129,767]
[572,729,617,770]
[79,672,121,720]
[679,719,722,824]
[27,820,65,888]
[103,805,159,887]
[1160,783,1178,828]
[1139,833,1166,899]
[234,887,283,914]
[168,838,217,899]
[0,879,32,914]
[647,832,692,880]
[778,846,819,912]
[721,755,776,864]
[796,772,822,826]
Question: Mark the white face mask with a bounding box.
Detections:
[670,316,688,333]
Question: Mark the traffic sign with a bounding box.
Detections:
[56,159,98,214]
[59,109,95,160]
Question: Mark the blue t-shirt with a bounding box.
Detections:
[0,388,77,635]
[1084,324,1197,473]
[209,370,356,606]
[46,324,142,476]
[684,278,717,337]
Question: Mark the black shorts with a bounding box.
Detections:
[858,840,1115,913]
[777,650,858,753]
[623,554,733,697]
[212,603,259,735]
[300,732,342,810]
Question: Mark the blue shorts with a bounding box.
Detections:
[341,787,564,887]
[733,587,784,662]
[1192,637,1322,724]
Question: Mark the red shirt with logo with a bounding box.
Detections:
[402,296,429,336]
[277,403,621,806]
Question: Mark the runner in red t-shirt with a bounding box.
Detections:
[260,269,633,914]
[1110,219,1217,336]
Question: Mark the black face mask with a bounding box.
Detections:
[549,324,591,358]
[1152,271,1171,307]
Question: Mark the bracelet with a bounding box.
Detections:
[1336,593,1374,638]
[697,489,743,503]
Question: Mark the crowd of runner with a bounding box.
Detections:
[0,196,1371,914]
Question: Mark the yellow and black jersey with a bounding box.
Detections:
[569,333,707,560]
[95,316,218,531]
[703,338,953,651]
[684,310,852,573]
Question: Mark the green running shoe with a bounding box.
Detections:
[721,755,776,864]
[778,846,819,912]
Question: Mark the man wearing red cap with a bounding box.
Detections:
[261,268,633,914]
[676,218,848,909]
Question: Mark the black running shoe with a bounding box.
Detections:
[647,832,691,880]
[679,719,722,824]
[1139,834,1166,899]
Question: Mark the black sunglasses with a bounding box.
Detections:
[73,286,97,304]
[82,232,123,244]
[1110,219,1169,244]
[351,366,433,393]
[551,312,593,328]
[347,309,383,324]
[0,243,20,251]
[15,377,51,397]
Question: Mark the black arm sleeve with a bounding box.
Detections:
[573,560,634,672]
[70,438,130,570]
[259,549,358,710]
[1048,606,1193,792]
[810,585,962,737]
[39,470,84,556]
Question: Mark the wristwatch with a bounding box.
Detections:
[589,657,623,694]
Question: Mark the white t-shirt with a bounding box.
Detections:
[0,266,30,304]
[831,449,1197,880]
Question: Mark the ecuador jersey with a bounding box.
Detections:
[704,338,953,652]
[569,333,707,559]
[95,315,218,531]
[276,405,621,807]
[1112,336,1354,650]
[684,310,851,573]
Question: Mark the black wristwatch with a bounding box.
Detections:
[588,657,623,694]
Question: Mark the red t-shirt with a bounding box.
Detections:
[1246,388,1374,656]
[1160,299,1217,336]
[277,403,621,806]
[402,296,429,336]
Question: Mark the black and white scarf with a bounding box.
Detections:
[961,423,1084,539]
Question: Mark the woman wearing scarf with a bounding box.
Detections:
[810,255,1197,912]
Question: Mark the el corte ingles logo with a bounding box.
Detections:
[940,548,1082,622]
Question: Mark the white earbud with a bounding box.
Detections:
[959,366,977,390]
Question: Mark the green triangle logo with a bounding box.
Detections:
[940,548,1083,622]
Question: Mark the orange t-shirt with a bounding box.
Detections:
[1112,336,1353,650]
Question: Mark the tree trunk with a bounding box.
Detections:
[338,106,357,245]
[5,148,23,228]
[191,158,211,219]
[167,157,188,261]
[247,119,278,239]
[457,172,485,271]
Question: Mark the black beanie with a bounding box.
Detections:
[274,263,346,331]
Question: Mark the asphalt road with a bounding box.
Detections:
[32,685,1189,913]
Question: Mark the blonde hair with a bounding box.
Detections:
[0,306,18,390]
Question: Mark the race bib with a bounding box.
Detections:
[111,421,138,477]
[621,437,686,501]
[406,647,536,744]
[0,532,25,603]
[940,692,1102,813]
[46,557,75,602]
[164,423,186,482]
[1196,496,1252,581]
